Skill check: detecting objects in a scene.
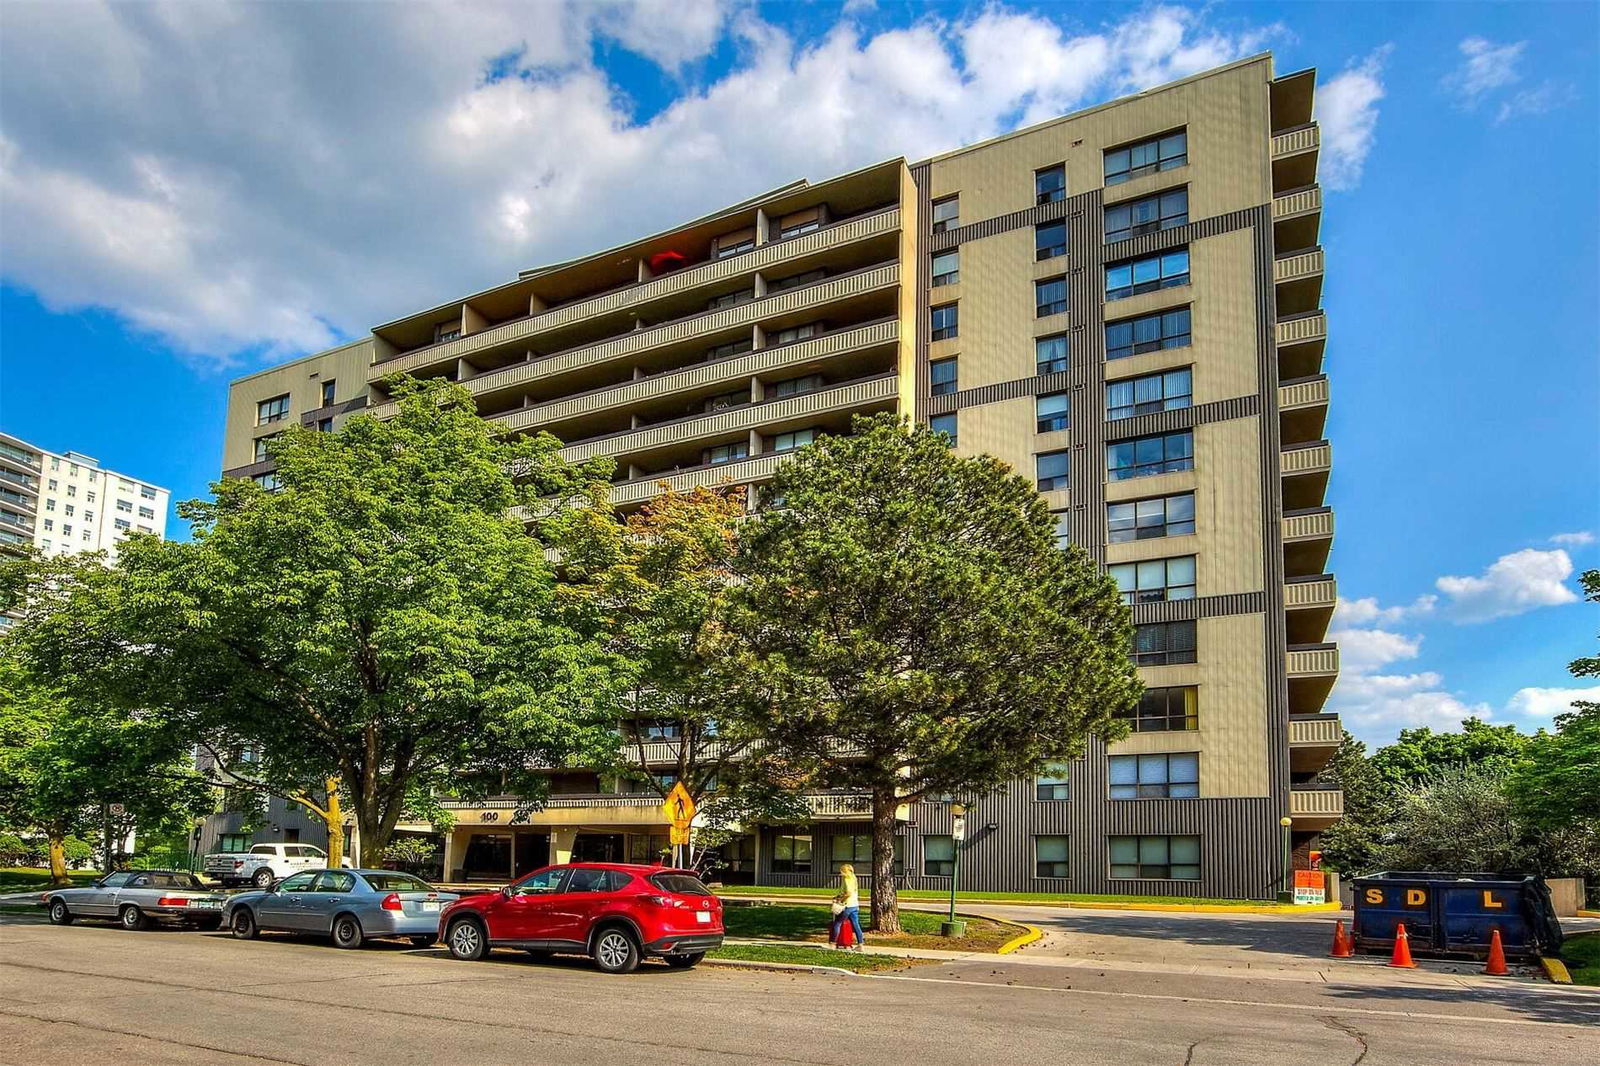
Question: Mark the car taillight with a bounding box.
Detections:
[642,894,672,907]
[156,897,189,907]
[381,893,404,911]
[39,892,49,902]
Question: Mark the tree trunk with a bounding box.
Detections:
[46,830,69,886]
[358,807,389,868]
[101,806,115,872]
[870,783,900,933]
[321,778,344,868]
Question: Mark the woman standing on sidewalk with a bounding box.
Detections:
[830,863,864,951]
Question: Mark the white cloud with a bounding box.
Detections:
[1329,626,1421,673]
[1435,548,1579,623]
[1333,594,1436,627]
[1504,685,1600,721]
[1332,670,1492,738]
[1551,531,1595,547]
[1317,45,1390,191]
[0,1,1275,364]
[1442,36,1573,123]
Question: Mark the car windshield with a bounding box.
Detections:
[361,873,434,892]
[648,873,712,896]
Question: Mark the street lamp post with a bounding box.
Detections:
[942,802,967,936]
[1279,816,1294,902]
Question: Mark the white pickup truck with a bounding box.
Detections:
[203,843,352,888]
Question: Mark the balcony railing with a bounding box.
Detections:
[491,319,898,435]
[1278,375,1328,411]
[370,206,902,378]
[1287,643,1339,676]
[438,794,663,811]
[1285,575,1336,609]
[1282,440,1331,475]
[1289,784,1344,817]
[0,468,38,492]
[1282,508,1333,542]
[1275,311,1326,347]
[1273,247,1324,285]
[1272,185,1322,220]
[1289,715,1342,747]
[1271,124,1320,158]
[805,792,872,817]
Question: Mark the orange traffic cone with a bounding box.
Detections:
[1483,928,1509,976]
[1388,922,1417,968]
[1329,919,1354,958]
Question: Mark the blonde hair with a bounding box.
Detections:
[839,863,856,878]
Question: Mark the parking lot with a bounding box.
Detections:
[4,908,1597,1066]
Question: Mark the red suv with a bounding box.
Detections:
[438,863,724,973]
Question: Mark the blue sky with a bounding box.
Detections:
[0,1,1595,744]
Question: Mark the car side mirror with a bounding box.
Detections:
[501,885,515,899]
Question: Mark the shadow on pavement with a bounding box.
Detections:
[1319,979,1600,1027]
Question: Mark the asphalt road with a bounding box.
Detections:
[2,912,1596,1066]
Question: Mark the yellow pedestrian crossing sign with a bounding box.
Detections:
[662,781,695,829]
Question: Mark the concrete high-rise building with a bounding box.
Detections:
[216,54,1340,898]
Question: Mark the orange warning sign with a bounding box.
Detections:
[662,781,696,829]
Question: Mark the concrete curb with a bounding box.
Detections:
[716,890,1339,917]
[1539,957,1574,985]
[1576,909,1600,919]
[984,914,1043,954]
[704,957,856,977]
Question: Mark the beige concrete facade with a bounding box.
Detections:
[217,54,1339,898]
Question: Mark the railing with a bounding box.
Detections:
[1274,247,1324,284]
[490,320,898,434]
[1282,508,1333,541]
[1287,644,1339,676]
[1285,575,1336,609]
[1289,716,1342,746]
[1289,785,1344,817]
[1272,185,1322,219]
[0,492,36,515]
[806,792,872,817]
[1272,124,1319,158]
[560,373,899,463]
[0,443,41,469]
[0,468,37,491]
[437,794,662,811]
[1281,440,1331,474]
[1275,311,1326,347]
[370,206,901,377]
[1278,375,1328,410]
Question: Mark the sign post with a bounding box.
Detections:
[661,782,696,868]
[943,803,967,936]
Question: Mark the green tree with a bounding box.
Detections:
[723,415,1139,931]
[11,380,628,867]
[1368,718,1530,788]
[1377,766,1536,873]
[1312,731,1389,874]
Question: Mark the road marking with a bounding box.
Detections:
[859,972,1600,1031]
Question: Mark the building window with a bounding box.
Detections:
[137,506,155,520]
[1106,308,1191,361]
[769,428,818,453]
[931,196,959,233]
[64,504,74,517]
[1035,164,1066,205]
[83,509,94,522]
[707,337,755,360]
[140,485,156,500]
[1036,450,1070,491]
[1035,764,1071,800]
[767,374,824,400]
[767,269,827,295]
[254,437,274,462]
[1107,369,1192,420]
[714,230,756,259]
[1106,250,1189,300]
[1104,188,1189,243]
[770,832,812,873]
[706,441,750,465]
[1052,511,1070,550]
[86,490,96,503]
[82,530,92,542]
[1120,686,1198,732]
[47,479,57,491]
[923,835,955,876]
[703,389,748,414]
[1108,431,1193,481]
[1104,130,1188,186]
[1108,492,1195,542]
[316,418,333,433]
[1036,334,1069,375]
[114,518,130,532]
[1110,753,1199,799]
[773,323,822,345]
[930,413,958,446]
[42,519,52,532]
[62,524,72,536]
[708,287,756,310]
[45,499,55,512]
[1035,220,1067,260]
[778,216,823,240]
[116,499,132,513]
[251,472,282,491]
[1036,392,1070,433]
[1035,277,1067,317]
[318,380,336,407]
[1109,556,1196,604]
[1110,835,1200,880]
[931,303,959,341]
[829,833,872,872]
[66,485,75,498]
[931,250,959,287]
[137,524,152,534]
[1035,836,1070,878]
[930,358,958,396]
[257,394,290,426]
[1133,620,1197,666]
[434,322,461,343]
[218,834,252,853]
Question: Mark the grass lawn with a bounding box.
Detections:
[708,943,920,973]
[0,867,100,896]
[722,902,1016,952]
[716,884,1261,907]
[1561,931,1600,986]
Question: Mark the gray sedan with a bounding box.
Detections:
[43,870,229,931]
[225,869,458,949]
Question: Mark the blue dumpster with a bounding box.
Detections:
[1350,872,1562,959]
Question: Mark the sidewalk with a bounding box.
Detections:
[716,889,1341,917]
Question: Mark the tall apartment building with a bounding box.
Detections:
[216,54,1340,899]
[1,430,171,628]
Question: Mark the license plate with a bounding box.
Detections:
[695,910,711,924]
[190,900,221,910]
[421,901,441,912]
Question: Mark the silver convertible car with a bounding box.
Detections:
[224,869,458,949]
[42,869,229,930]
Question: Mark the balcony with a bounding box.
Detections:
[1278,374,1329,446]
[1271,123,1319,192]
[1287,642,1339,715]
[0,468,38,494]
[1272,184,1321,251]
[1289,783,1343,829]
[610,452,786,507]
[1281,440,1330,511]
[559,373,898,466]
[1282,507,1334,578]
[805,792,873,819]
[369,207,902,380]
[1285,574,1336,645]
[0,491,36,517]
[489,320,898,439]
[437,793,665,827]
[1273,247,1323,317]
[1275,310,1326,380]
[1289,713,1342,775]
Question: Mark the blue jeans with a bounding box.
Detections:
[830,906,863,944]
